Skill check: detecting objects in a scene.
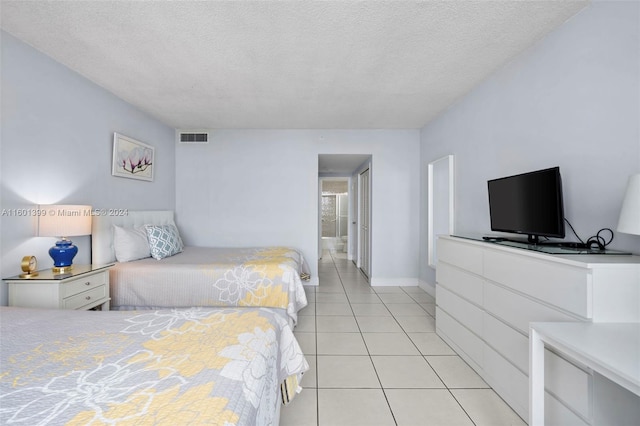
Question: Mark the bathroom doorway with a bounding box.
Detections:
[318,153,371,269]
[320,179,349,254]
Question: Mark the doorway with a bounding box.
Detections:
[317,154,372,278]
[320,179,349,254]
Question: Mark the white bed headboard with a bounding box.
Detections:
[92,210,176,265]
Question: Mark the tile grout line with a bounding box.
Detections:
[315,251,491,425]
[312,252,337,425]
[448,388,479,426]
[330,250,399,426]
[298,250,523,426]
[319,250,445,426]
[314,274,319,426]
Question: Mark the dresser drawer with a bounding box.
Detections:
[63,285,107,309]
[63,271,107,297]
[546,349,591,420]
[438,238,483,275]
[484,348,589,424]
[546,392,589,426]
[483,344,528,420]
[436,306,484,370]
[484,249,589,318]
[483,313,529,374]
[484,281,578,334]
[483,310,591,420]
[437,284,483,336]
[436,262,483,306]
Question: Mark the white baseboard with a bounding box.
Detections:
[418,279,436,298]
[370,277,420,287]
[308,275,432,293]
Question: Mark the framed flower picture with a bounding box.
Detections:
[112,133,154,181]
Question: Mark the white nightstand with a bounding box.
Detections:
[5,265,112,310]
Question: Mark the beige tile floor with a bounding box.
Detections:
[280,251,526,426]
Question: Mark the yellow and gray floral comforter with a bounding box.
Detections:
[110,246,309,324]
[0,306,309,425]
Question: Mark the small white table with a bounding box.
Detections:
[529,322,640,426]
[5,264,112,311]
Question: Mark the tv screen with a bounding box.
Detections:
[487,167,565,243]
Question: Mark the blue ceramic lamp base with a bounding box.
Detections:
[49,238,78,274]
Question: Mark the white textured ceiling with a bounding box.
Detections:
[1,0,587,129]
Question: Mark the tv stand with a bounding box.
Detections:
[435,235,640,423]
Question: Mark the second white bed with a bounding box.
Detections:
[92,210,309,325]
[109,246,308,324]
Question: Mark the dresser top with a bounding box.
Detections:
[443,235,640,267]
[4,264,112,281]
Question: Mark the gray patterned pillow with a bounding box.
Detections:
[145,224,184,260]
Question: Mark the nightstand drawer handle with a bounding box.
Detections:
[85,282,91,286]
[85,296,91,300]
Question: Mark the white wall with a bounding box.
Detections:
[419,0,640,289]
[0,32,176,304]
[175,129,421,285]
[8,1,635,299]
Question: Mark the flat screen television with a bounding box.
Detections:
[487,167,565,244]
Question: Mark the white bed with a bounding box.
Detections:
[91,211,308,324]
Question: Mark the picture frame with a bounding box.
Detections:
[428,154,455,268]
[112,133,154,181]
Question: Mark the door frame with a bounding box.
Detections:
[357,163,372,278]
[351,175,358,265]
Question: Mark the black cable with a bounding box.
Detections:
[564,218,615,250]
[564,218,585,244]
[587,228,614,249]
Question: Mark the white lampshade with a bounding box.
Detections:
[617,174,640,236]
[38,205,93,237]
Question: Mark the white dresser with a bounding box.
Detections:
[435,235,640,424]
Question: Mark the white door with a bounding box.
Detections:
[359,168,371,278]
[351,178,358,265]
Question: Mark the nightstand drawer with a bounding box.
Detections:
[63,285,107,309]
[63,271,107,297]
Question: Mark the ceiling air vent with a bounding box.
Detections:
[177,130,209,144]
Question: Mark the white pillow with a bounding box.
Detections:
[113,225,151,262]
[145,224,184,260]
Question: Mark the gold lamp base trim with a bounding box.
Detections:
[52,266,73,274]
